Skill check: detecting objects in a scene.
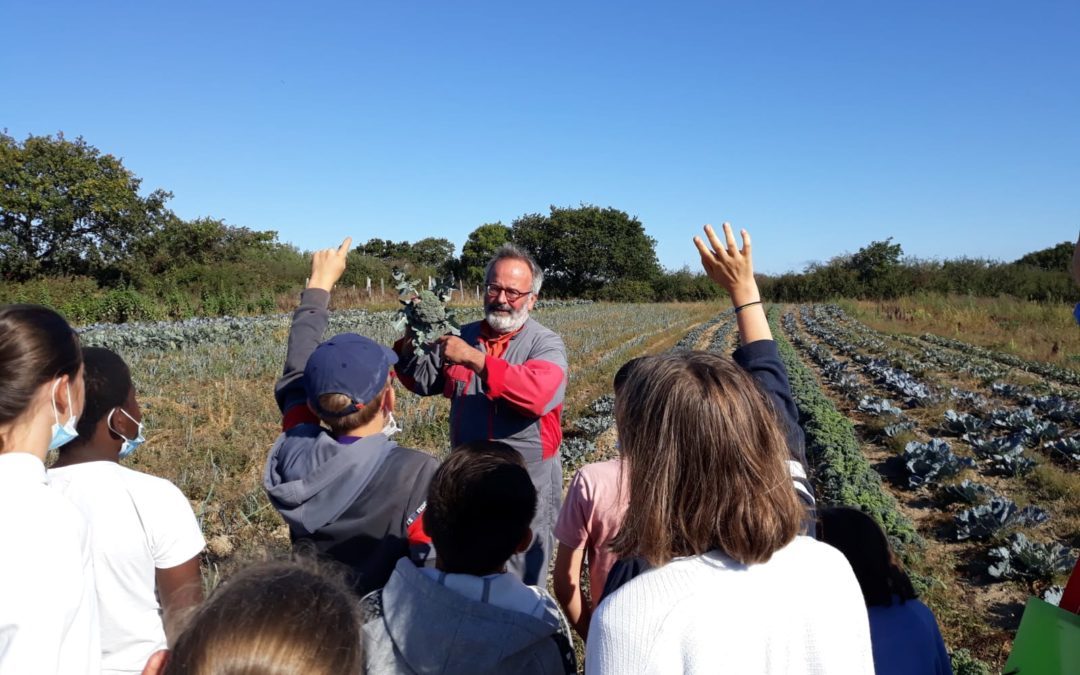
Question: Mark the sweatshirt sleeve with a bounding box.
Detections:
[393,336,447,398]
[404,456,439,567]
[274,289,330,428]
[732,339,816,526]
[482,332,568,417]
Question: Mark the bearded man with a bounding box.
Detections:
[395,244,568,586]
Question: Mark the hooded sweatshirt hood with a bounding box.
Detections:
[363,558,573,675]
[263,426,395,535]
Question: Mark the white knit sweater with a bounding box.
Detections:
[585,536,875,675]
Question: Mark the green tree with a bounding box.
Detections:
[1013,241,1072,271]
[459,222,511,283]
[356,238,411,260]
[0,132,171,281]
[409,237,456,269]
[129,215,278,277]
[845,238,903,297]
[510,205,661,297]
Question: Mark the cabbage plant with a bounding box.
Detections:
[954,497,1049,541]
[904,439,973,488]
[987,533,1076,581]
[392,269,461,350]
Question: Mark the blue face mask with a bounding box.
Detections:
[108,407,145,459]
[49,380,80,451]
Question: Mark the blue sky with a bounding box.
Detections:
[3,1,1077,274]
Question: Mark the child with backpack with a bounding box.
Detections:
[363,440,576,675]
[263,238,438,595]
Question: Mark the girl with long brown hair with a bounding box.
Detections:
[585,225,873,674]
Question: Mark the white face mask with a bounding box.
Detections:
[48,379,80,451]
[381,411,401,439]
[108,408,146,459]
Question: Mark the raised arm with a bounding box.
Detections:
[694,224,815,526]
[274,237,351,426]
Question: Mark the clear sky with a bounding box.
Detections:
[3,1,1077,274]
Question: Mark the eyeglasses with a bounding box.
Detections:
[484,284,531,302]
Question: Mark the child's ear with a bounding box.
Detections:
[514,528,534,555]
[384,384,396,412]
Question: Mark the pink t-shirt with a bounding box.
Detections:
[553,458,629,603]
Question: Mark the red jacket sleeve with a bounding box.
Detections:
[483,356,566,417]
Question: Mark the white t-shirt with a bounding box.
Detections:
[586,536,875,675]
[49,461,206,675]
[0,452,101,675]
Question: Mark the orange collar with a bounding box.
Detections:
[480,323,524,359]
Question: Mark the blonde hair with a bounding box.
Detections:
[610,351,802,566]
[163,559,363,675]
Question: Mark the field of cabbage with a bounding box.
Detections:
[776,304,1079,670]
[78,300,1077,670]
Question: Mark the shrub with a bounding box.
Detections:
[597,280,657,303]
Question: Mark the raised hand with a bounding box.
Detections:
[694,223,770,344]
[308,237,352,292]
[693,223,758,306]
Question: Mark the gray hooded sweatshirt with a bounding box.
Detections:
[363,558,576,675]
[263,288,438,595]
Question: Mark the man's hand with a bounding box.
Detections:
[307,237,352,292]
[693,223,759,306]
[438,335,486,373]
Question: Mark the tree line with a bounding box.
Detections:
[1,132,1075,323]
[758,238,1078,304]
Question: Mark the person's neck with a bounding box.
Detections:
[0,409,52,462]
[340,412,387,439]
[49,442,118,469]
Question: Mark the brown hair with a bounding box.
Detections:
[610,351,802,566]
[0,304,82,452]
[317,382,390,436]
[424,440,536,576]
[817,506,917,607]
[163,559,363,675]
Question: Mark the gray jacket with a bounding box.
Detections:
[362,559,576,675]
[395,317,568,465]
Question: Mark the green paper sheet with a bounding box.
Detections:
[1003,597,1080,674]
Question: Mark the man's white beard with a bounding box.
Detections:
[485,304,530,333]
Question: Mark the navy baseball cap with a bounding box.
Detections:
[303,333,398,418]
